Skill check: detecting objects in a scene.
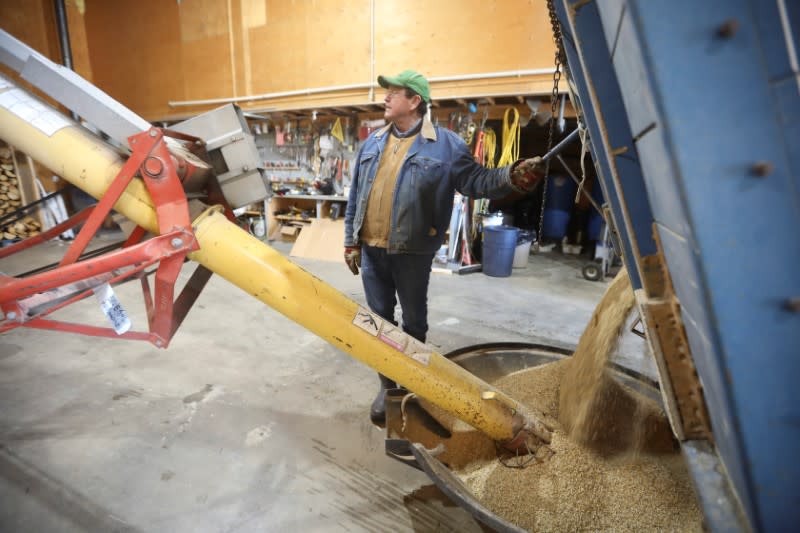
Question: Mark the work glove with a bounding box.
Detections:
[510,156,546,192]
[344,245,361,275]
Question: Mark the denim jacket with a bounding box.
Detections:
[344,118,515,254]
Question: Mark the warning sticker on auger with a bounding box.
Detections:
[378,324,407,351]
[404,338,432,366]
[352,307,381,336]
[351,307,432,366]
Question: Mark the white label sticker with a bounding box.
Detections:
[0,88,71,136]
[405,338,433,366]
[410,352,431,366]
[378,323,408,351]
[93,283,131,335]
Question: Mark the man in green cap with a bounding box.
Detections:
[344,69,544,425]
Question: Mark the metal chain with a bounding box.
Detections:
[536,0,565,251]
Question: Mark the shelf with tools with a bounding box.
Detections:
[245,97,581,261]
[267,194,348,242]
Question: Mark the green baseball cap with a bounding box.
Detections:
[378,69,431,103]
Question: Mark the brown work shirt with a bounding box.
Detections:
[360,132,419,247]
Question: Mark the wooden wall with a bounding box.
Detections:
[0,0,61,98]
[2,0,558,122]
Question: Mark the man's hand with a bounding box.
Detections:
[510,156,545,192]
[344,246,361,275]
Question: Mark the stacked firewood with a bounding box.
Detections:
[0,147,41,241]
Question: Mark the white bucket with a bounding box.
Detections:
[251,218,266,237]
[512,240,533,268]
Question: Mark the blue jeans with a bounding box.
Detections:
[360,245,436,343]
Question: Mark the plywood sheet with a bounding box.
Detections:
[74,0,558,120]
[374,0,553,75]
[82,0,185,118]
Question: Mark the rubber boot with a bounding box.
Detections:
[370,374,396,426]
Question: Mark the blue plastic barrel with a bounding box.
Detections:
[587,182,605,240]
[542,175,576,240]
[482,226,519,277]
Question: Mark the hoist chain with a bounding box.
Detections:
[537,0,566,251]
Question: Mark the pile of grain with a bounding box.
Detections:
[451,269,701,531]
[456,360,702,532]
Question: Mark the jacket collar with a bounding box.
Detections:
[375,116,437,142]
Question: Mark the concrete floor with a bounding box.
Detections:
[0,232,653,532]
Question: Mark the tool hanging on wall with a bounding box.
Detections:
[469,110,493,246]
[497,108,521,167]
[471,109,489,163]
[473,133,484,163]
[460,195,473,266]
[330,118,344,144]
[482,128,497,169]
[471,110,495,245]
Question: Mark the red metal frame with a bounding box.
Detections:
[0,127,216,348]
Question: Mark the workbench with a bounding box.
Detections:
[267,194,347,240]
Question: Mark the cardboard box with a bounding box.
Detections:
[280,224,301,238]
[289,218,345,262]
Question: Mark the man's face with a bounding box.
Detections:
[383,85,420,122]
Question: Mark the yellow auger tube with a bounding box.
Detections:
[190,206,549,442]
[0,76,549,444]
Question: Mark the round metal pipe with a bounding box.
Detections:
[168,69,557,107]
[54,0,73,71]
